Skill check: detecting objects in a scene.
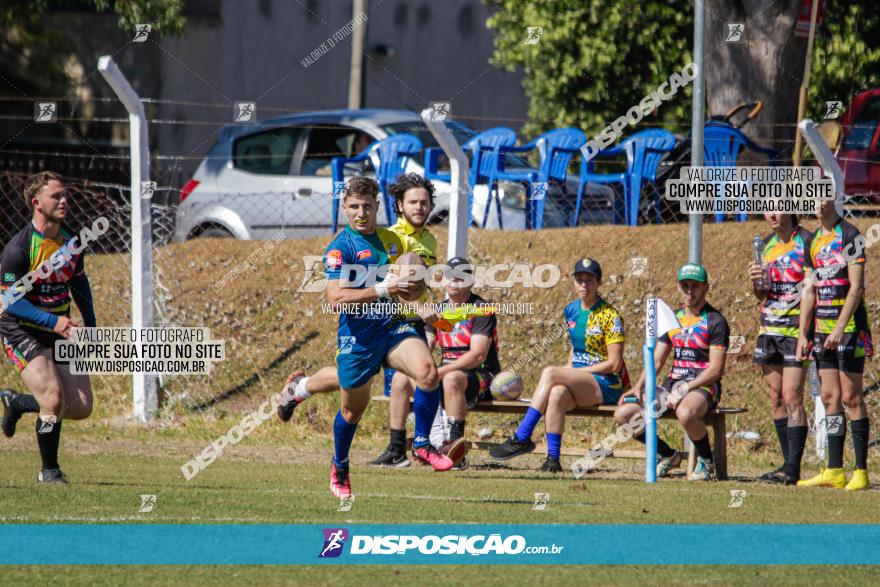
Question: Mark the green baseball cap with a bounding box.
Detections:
[677,263,708,283]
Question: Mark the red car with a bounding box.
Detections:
[837,89,880,202]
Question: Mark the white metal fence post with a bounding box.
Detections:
[98,55,157,421]
[420,108,470,260]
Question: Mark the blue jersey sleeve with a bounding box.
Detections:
[323,234,353,281]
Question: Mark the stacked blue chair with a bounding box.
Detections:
[330,134,423,231]
[424,127,516,228]
[579,129,676,226]
[492,128,587,229]
[702,122,782,223]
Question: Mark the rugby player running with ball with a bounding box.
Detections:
[0,172,97,483]
[278,174,455,468]
[308,177,458,498]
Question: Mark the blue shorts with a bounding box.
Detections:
[593,373,623,405]
[383,322,427,396]
[337,321,422,390]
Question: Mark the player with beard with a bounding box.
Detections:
[0,171,97,483]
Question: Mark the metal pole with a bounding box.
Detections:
[420,108,470,260]
[644,298,658,483]
[688,0,706,265]
[98,55,157,422]
[348,0,367,110]
[792,0,821,167]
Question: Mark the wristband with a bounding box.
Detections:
[374,284,389,300]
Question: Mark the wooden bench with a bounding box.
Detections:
[371,396,747,480]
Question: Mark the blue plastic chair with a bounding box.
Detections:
[579,129,676,226]
[330,134,423,231]
[424,127,516,227]
[702,123,782,223]
[492,128,587,229]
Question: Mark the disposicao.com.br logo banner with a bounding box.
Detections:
[317,527,563,560]
[4,524,880,565]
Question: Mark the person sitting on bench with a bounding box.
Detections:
[614,263,730,481]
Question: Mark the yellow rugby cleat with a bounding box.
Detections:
[796,468,846,488]
[845,469,870,491]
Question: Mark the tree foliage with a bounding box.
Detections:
[0,0,184,95]
[808,0,880,120]
[487,0,880,138]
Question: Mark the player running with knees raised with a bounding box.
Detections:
[490,258,626,473]
[749,212,812,485]
[0,172,97,484]
[614,263,729,481]
[796,200,873,491]
[278,174,440,454]
[421,257,500,471]
[313,177,458,498]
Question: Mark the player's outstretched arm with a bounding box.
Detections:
[70,273,97,328]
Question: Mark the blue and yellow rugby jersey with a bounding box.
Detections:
[759,225,813,338]
[0,223,85,332]
[565,298,625,373]
[323,225,404,339]
[805,218,871,336]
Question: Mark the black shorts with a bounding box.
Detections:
[753,335,804,367]
[660,376,721,410]
[441,369,495,410]
[0,320,61,374]
[812,332,868,374]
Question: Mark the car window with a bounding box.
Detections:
[842,98,880,150]
[299,126,374,177]
[232,127,302,175]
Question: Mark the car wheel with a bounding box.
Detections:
[193,226,233,239]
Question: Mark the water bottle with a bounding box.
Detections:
[806,361,820,399]
[752,237,768,290]
[807,362,826,458]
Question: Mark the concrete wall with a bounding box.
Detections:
[31,0,528,184]
[157,0,529,181]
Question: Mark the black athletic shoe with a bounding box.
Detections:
[540,457,563,473]
[0,390,22,438]
[368,448,411,468]
[489,436,536,461]
[758,466,785,481]
[768,471,799,486]
[277,370,305,422]
[38,468,68,484]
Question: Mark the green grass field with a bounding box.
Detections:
[2,423,879,585]
[2,220,879,584]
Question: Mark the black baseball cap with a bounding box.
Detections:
[447,256,474,275]
[572,257,602,281]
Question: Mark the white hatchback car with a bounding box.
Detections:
[174,109,615,240]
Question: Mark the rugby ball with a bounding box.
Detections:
[490,371,524,400]
[390,252,428,302]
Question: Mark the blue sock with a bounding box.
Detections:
[413,385,441,447]
[333,410,358,467]
[514,407,543,442]
[546,432,562,459]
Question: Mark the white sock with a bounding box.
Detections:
[430,407,447,449]
[294,377,311,401]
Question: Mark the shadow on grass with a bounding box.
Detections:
[186,330,320,412]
